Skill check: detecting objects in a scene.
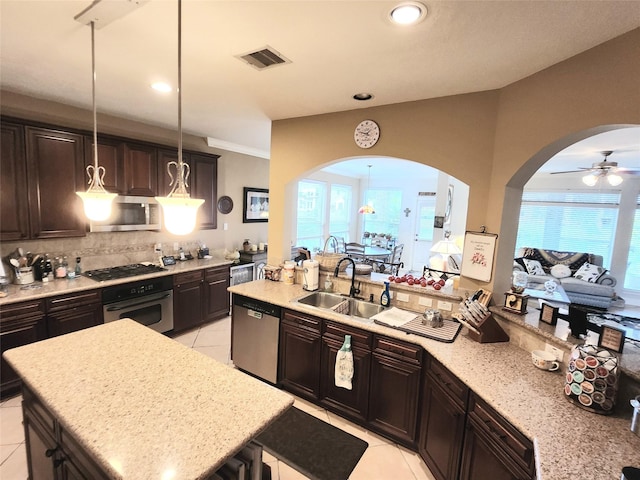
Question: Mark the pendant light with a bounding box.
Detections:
[358,165,376,214]
[155,0,204,235]
[76,21,117,221]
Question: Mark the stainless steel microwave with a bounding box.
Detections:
[88,196,161,232]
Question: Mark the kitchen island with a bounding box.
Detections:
[3,319,293,479]
[229,280,640,480]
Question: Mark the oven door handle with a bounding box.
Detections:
[105,293,172,312]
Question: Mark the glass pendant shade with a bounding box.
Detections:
[607,173,623,186]
[582,173,599,186]
[359,165,375,214]
[155,0,204,236]
[76,20,117,221]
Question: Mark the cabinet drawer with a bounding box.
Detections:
[427,357,469,407]
[205,266,229,281]
[373,335,422,365]
[0,299,46,322]
[174,270,204,285]
[468,393,534,474]
[46,290,101,312]
[283,310,321,333]
[324,320,371,348]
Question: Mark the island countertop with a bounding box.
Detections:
[229,280,640,480]
[3,319,293,480]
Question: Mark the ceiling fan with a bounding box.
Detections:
[550,150,640,186]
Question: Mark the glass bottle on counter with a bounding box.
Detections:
[54,256,67,279]
[75,257,82,276]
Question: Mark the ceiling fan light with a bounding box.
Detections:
[607,173,623,186]
[582,173,598,186]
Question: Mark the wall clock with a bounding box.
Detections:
[354,120,380,149]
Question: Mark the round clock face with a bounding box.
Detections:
[354,120,380,149]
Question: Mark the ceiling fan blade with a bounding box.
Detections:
[549,168,591,175]
[616,168,640,175]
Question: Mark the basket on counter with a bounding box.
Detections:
[316,236,348,272]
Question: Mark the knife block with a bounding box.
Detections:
[465,313,510,344]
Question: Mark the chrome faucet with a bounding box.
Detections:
[335,257,360,298]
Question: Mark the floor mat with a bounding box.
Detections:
[255,406,368,480]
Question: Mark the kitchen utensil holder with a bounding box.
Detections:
[14,267,34,285]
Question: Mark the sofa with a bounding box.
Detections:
[513,247,617,309]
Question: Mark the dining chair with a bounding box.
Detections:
[375,244,404,275]
[345,242,367,263]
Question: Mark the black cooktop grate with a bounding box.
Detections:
[84,264,167,282]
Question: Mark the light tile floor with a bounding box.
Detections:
[0,316,436,480]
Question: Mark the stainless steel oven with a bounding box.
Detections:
[102,276,174,334]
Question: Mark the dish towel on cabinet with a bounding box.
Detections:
[335,335,354,390]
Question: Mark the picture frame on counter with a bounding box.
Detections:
[539,302,559,325]
[243,187,269,223]
[598,325,625,353]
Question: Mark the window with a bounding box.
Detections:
[516,190,620,268]
[625,194,640,290]
[296,180,352,251]
[363,189,402,238]
[297,181,326,251]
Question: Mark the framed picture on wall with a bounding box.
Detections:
[444,185,453,225]
[243,187,269,223]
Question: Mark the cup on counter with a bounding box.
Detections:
[532,350,560,371]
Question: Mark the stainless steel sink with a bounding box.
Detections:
[296,292,385,322]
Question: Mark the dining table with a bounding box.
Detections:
[364,246,392,262]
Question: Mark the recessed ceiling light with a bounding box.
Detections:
[151,82,172,93]
[389,2,427,25]
[353,93,373,101]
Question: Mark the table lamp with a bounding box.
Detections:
[430,231,462,272]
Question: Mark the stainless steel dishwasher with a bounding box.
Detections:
[231,295,281,384]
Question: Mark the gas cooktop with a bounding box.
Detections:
[84,264,167,282]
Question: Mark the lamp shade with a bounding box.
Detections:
[430,239,462,255]
[358,204,376,214]
[156,196,204,236]
[77,190,117,221]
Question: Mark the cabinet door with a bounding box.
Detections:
[190,153,218,230]
[279,317,321,401]
[23,405,58,480]
[1,301,47,399]
[84,135,124,194]
[418,375,467,480]
[48,304,103,337]
[368,352,421,445]
[173,271,204,332]
[1,122,29,241]
[459,418,532,480]
[123,142,157,196]
[204,267,230,322]
[320,337,370,423]
[25,126,86,239]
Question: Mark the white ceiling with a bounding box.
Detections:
[1,0,639,166]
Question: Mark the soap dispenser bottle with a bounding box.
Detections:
[380,281,391,307]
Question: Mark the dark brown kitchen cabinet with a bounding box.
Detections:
[1,122,29,241]
[204,266,230,322]
[23,386,110,480]
[84,135,125,194]
[368,335,422,446]
[279,310,322,401]
[173,270,205,333]
[26,126,87,239]
[157,149,219,230]
[0,300,47,399]
[320,321,372,423]
[459,393,535,480]
[190,153,218,230]
[418,357,469,480]
[123,142,157,196]
[46,290,103,337]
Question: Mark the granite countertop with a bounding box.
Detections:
[0,257,232,307]
[3,319,293,480]
[229,280,640,480]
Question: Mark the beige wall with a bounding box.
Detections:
[270,28,640,294]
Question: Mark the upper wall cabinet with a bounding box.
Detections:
[1,122,29,241]
[123,142,157,196]
[84,136,125,194]
[25,126,87,239]
[158,149,219,230]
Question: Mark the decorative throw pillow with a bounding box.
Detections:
[573,262,607,283]
[522,258,546,276]
[550,264,572,279]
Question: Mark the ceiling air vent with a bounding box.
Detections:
[237,46,291,70]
